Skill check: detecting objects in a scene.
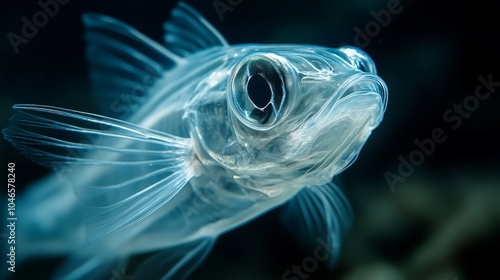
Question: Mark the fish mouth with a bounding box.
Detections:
[316,72,388,126]
[302,72,388,181]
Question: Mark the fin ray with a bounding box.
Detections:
[163,2,228,57]
[82,13,183,118]
[281,182,352,268]
[3,104,194,246]
[135,238,215,280]
[53,255,127,280]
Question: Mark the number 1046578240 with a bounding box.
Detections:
[7,163,16,216]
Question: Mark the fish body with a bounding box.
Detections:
[3,2,387,279]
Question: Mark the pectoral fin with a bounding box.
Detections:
[280,182,353,268]
[3,104,195,246]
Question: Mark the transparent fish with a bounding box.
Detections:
[3,2,388,279]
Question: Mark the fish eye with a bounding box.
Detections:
[247,74,271,109]
[230,54,290,130]
[246,74,274,124]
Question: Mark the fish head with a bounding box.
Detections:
[187,45,387,194]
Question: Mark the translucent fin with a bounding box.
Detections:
[82,13,183,118]
[17,175,84,259]
[3,104,194,246]
[135,238,215,280]
[53,255,127,280]
[163,2,229,57]
[280,182,353,268]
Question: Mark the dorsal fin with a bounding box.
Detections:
[163,1,229,57]
[82,13,184,118]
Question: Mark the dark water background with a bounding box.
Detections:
[1,0,499,279]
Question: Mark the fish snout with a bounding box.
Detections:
[337,46,378,74]
[317,72,388,127]
[295,72,387,179]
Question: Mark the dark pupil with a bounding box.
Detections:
[247,74,272,109]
